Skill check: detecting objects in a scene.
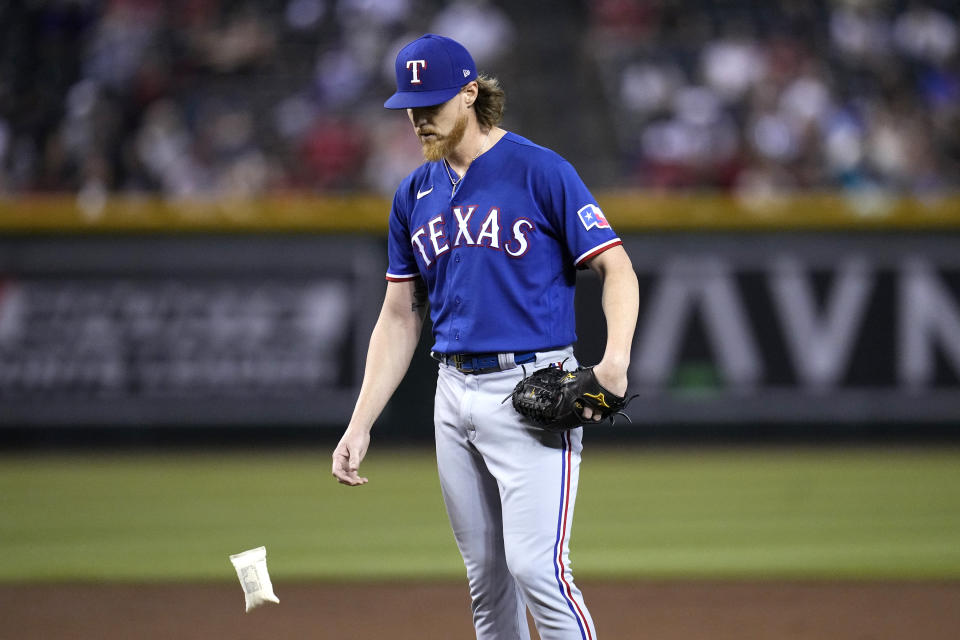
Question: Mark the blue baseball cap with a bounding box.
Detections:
[384,34,477,109]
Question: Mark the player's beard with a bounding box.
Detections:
[420,114,468,163]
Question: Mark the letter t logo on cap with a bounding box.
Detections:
[406,59,427,84]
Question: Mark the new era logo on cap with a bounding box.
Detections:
[384,34,478,109]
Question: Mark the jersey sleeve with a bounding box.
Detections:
[385,188,419,282]
[537,159,622,268]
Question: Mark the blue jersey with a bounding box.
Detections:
[386,132,621,354]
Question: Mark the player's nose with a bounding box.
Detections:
[409,104,441,126]
[410,112,429,127]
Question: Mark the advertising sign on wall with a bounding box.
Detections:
[2,232,958,429]
[0,236,383,425]
[618,234,960,423]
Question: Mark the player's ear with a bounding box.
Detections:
[461,81,479,107]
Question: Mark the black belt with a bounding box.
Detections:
[431,351,537,374]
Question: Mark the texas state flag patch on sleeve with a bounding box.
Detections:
[577,204,610,230]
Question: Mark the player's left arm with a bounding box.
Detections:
[584,244,639,411]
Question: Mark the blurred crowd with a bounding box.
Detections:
[0,0,515,201]
[0,0,957,201]
[591,0,960,197]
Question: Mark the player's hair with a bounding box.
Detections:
[473,74,505,129]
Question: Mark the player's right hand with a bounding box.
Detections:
[332,428,370,486]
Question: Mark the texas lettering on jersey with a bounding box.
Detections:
[410,205,534,267]
[385,133,621,353]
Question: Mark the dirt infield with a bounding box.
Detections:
[2,581,958,639]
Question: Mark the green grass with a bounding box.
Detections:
[574,447,960,579]
[1,446,959,582]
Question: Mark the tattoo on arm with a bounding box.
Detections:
[411,278,428,313]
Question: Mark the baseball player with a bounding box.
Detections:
[332,34,639,640]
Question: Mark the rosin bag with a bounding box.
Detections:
[229,546,280,612]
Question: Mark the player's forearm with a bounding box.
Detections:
[347,285,425,434]
[347,313,421,433]
[595,249,640,367]
[600,271,639,364]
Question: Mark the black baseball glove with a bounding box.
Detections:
[508,365,631,431]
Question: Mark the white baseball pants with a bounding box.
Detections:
[434,347,597,640]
